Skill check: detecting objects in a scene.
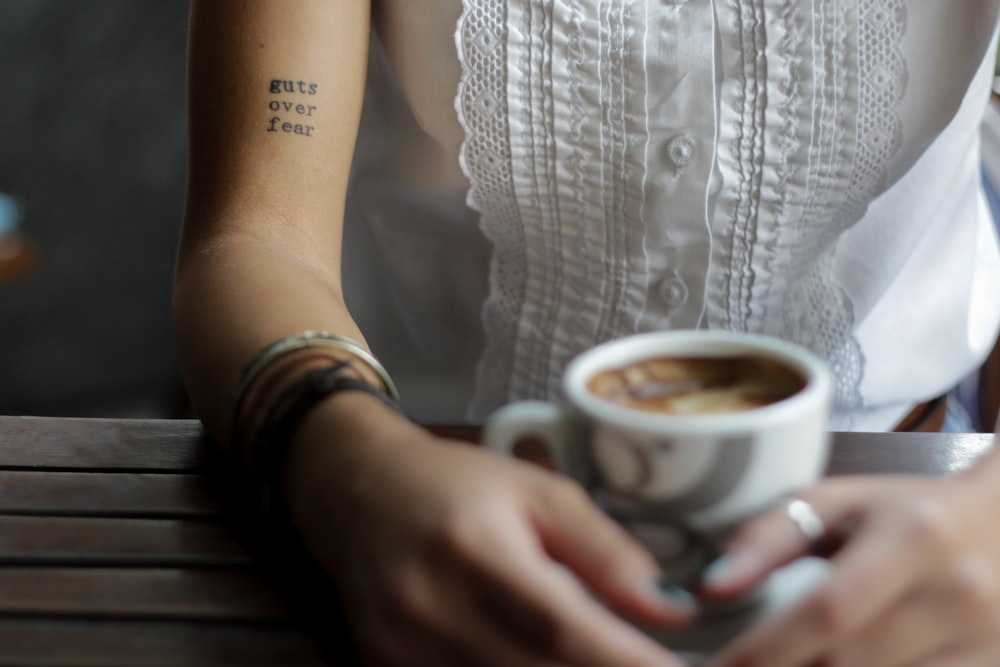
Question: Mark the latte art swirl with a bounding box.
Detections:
[587,355,806,415]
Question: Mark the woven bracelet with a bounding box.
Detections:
[248,362,406,517]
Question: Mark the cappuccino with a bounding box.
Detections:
[587,355,806,415]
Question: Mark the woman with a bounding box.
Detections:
[176,1,1000,665]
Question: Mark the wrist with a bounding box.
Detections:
[290,387,418,462]
[247,361,406,516]
[228,331,400,459]
[281,390,424,522]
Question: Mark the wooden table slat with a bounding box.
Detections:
[0,618,335,667]
[4,419,990,478]
[430,425,997,477]
[0,516,254,567]
[0,568,292,621]
[0,470,225,517]
[825,432,993,476]
[0,417,209,471]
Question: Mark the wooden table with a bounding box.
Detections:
[0,416,993,666]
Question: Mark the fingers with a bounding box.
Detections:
[339,440,693,667]
[470,545,689,667]
[433,477,688,667]
[706,477,1000,667]
[703,484,924,666]
[357,562,564,667]
[526,473,698,624]
[700,487,851,597]
[695,552,1000,667]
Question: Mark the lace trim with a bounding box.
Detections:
[843,0,908,218]
[791,0,908,419]
[456,0,649,417]
[780,1,859,417]
[455,2,525,418]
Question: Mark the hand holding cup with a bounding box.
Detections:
[484,330,834,649]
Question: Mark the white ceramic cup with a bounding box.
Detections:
[483,330,833,580]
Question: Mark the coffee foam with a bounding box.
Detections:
[586,355,806,415]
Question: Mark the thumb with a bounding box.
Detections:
[527,478,699,624]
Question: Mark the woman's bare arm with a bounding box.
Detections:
[176,0,376,443]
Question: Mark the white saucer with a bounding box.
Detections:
[646,557,831,664]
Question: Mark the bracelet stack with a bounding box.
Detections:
[228,331,405,517]
[230,331,400,440]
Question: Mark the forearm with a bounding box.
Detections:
[179,0,375,445]
[173,233,372,446]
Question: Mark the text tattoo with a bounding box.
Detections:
[267,79,318,137]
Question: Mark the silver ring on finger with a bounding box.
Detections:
[784,497,826,543]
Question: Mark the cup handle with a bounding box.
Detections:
[482,400,585,477]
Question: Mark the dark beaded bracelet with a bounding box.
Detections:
[248,362,406,516]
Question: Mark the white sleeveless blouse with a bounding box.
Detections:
[345,0,1000,430]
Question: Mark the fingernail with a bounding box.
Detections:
[653,576,698,610]
[701,552,759,588]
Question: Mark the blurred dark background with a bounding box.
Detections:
[0,1,190,417]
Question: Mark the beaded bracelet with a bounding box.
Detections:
[248,362,406,516]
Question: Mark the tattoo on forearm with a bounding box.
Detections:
[266,79,318,137]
